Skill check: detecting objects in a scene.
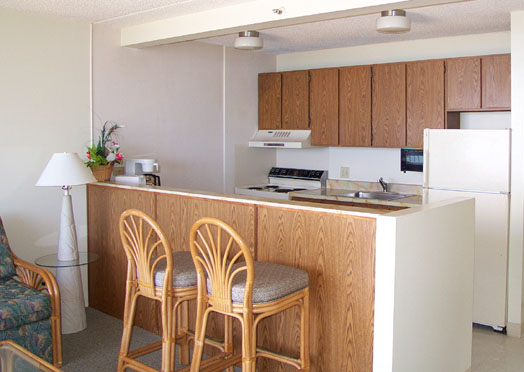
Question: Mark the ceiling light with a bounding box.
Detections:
[376,9,411,34]
[234,31,263,50]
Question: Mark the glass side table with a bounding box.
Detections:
[35,252,99,334]
[0,340,62,372]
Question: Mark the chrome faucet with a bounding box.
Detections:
[378,177,388,192]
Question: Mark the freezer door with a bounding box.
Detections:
[425,189,509,328]
[423,129,510,192]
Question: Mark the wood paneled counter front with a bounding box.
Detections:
[87,183,475,372]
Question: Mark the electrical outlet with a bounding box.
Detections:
[340,166,350,179]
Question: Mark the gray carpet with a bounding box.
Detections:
[60,308,239,372]
[61,307,177,372]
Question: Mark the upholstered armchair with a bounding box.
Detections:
[0,217,62,367]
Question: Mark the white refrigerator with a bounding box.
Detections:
[423,129,511,330]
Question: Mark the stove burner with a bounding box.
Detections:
[274,188,294,193]
[248,186,264,190]
[266,185,279,189]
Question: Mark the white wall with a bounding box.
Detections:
[0,9,90,266]
[508,10,524,336]
[275,32,511,186]
[93,25,276,193]
[224,47,276,190]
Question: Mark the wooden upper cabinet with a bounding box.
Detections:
[339,66,372,147]
[372,63,406,148]
[446,57,481,110]
[310,68,339,146]
[407,60,445,148]
[258,73,281,129]
[282,70,309,129]
[482,54,511,109]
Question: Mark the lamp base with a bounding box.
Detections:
[58,192,79,261]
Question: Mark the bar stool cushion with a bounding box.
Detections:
[154,251,197,289]
[209,261,309,304]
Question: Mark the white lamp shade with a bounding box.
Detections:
[36,152,96,187]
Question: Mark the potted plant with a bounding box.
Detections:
[86,121,124,182]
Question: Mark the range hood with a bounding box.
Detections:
[248,130,311,148]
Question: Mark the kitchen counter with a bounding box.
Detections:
[87,182,475,372]
[289,187,423,208]
[101,181,395,215]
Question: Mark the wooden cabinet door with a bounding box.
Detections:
[407,60,445,148]
[339,66,372,147]
[310,68,339,146]
[446,57,481,110]
[482,54,511,109]
[258,72,281,129]
[372,63,406,148]
[282,70,309,129]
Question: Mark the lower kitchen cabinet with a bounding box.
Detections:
[406,59,445,148]
[339,65,372,147]
[372,63,406,148]
[310,68,339,146]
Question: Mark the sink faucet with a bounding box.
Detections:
[378,177,388,192]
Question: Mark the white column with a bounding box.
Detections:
[507,10,524,338]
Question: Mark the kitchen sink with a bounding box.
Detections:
[336,191,412,201]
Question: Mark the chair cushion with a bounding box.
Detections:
[0,278,52,331]
[209,261,309,304]
[154,251,197,289]
[0,218,16,280]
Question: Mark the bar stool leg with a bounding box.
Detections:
[117,288,138,372]
[224,315,234,372]
[190,303,210,372]
[241,313,256,372]
[301,289,310,371]
[177,301,190,365]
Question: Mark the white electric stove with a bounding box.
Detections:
[235,167,328,200]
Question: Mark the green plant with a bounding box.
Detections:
[85,121,124,168]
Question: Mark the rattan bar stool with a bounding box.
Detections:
[189,217,310,372]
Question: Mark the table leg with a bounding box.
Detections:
[56,266,86,334]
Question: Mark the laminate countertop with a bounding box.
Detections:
[289,188,423,208]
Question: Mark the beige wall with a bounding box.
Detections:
[0,9,90,263]
[93,25,275,194]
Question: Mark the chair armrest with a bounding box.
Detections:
[12,256,63,367]
[12,256,61,304]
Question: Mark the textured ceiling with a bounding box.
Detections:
[203,0,524,54]
[0,0,523,54]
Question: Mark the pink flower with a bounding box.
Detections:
[116,153,123,162]
[86,151,91,160]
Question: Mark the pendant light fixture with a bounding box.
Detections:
[376,9,411,34]
[234,30,263,50]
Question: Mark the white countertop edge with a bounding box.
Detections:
[92,182,384,218]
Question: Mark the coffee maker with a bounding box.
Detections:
[115,159,161,186]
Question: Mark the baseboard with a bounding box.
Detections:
[506,322,524,338]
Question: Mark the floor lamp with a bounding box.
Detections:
[36,152,96,333]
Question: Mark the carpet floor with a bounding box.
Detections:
[61,307,175,372]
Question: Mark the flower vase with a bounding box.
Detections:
[91,164,114,182]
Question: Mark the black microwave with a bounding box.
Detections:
[401,148,423,172]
